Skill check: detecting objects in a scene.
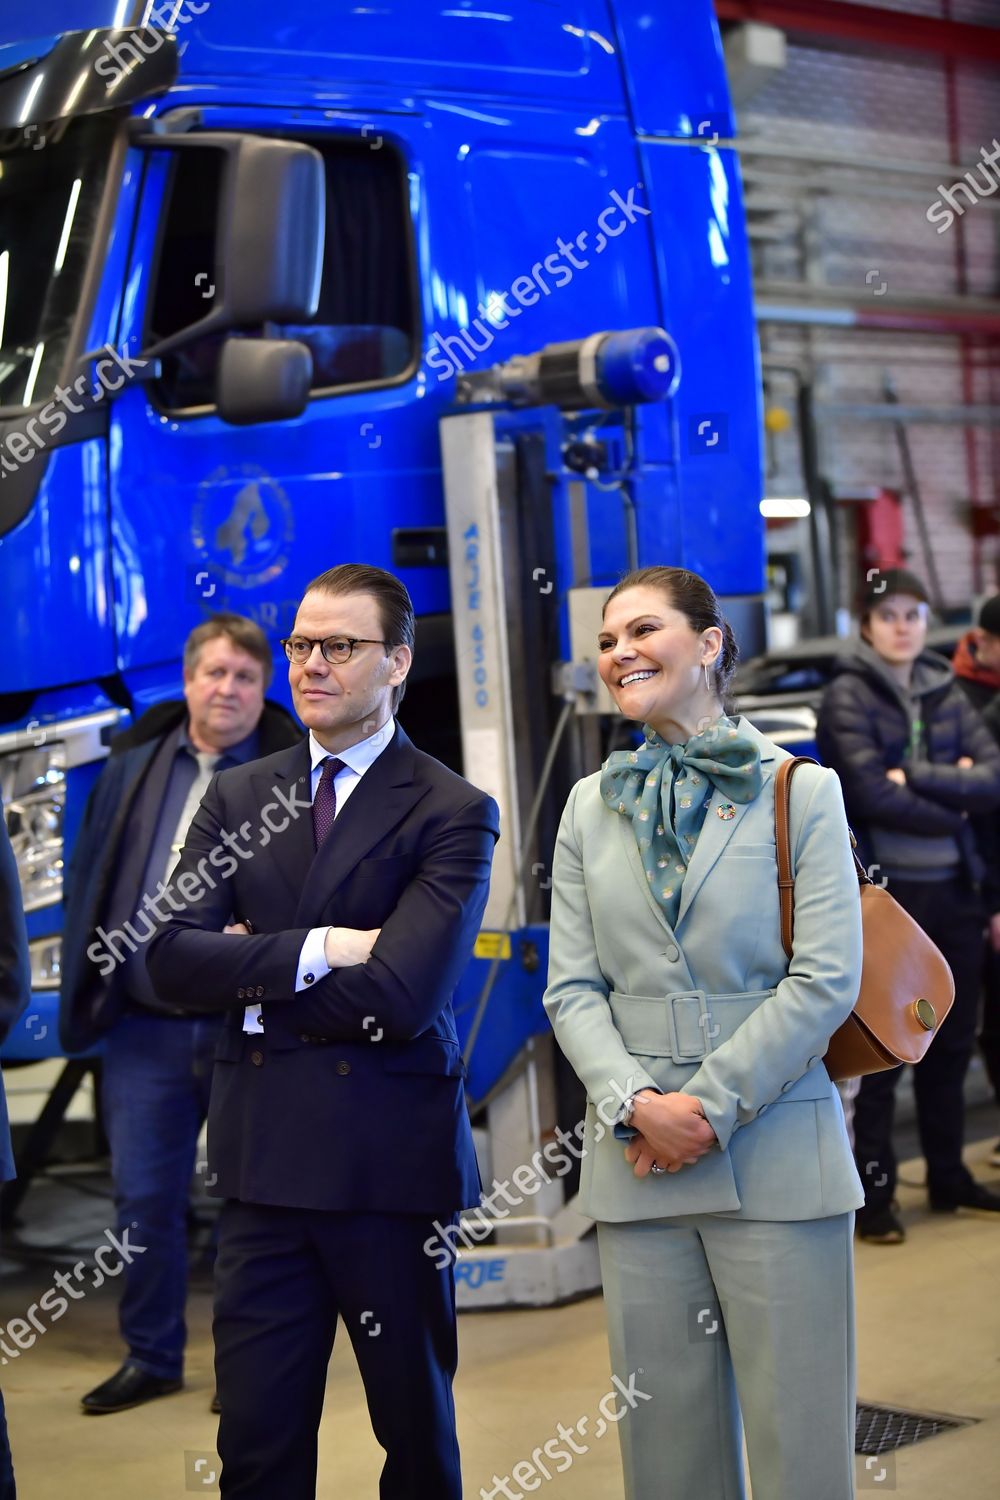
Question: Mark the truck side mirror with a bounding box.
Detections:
[132,131,326,357]
[215,338,313,426]
[214,137,325,326]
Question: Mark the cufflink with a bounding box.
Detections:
[303,973,314,984]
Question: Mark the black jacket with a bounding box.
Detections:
[146,725,499,1214]
[60,698,300,1053]
[0,807,30,1181]
[816,643,1000,884]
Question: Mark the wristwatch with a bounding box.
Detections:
[617,1091,641,1128]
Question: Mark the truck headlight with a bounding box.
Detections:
[2,744,67,912]
[0,708,125,915]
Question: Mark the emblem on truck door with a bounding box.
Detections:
[192,464,295,591]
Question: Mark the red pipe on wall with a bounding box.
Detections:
[714,0,1000,66]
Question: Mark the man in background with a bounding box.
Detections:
[59,615,299,1415]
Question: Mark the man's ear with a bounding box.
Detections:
[389,644,413,684]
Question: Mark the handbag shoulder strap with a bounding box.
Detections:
[775,755,871,960]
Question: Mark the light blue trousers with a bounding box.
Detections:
[597,1213,856,1500]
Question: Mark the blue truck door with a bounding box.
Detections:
[107,107,434,685]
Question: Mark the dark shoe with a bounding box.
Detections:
[856,1204,906,1244]
[211,1391,221,1414]
[929,1178,1000,1214]
[82,1364,183,1415]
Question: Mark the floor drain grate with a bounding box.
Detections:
[855,1402,973,1455]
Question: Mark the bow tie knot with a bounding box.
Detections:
[599,717,763,926]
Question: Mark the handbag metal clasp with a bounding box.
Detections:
[913,997,937,1032]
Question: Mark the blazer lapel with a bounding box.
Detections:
[250,741,314,906]
[674,718,776,931]
[294,726,428,926]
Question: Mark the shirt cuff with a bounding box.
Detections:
[296,927,332,992]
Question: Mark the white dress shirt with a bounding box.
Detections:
[242,718,396,1032]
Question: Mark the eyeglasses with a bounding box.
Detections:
[281,635,388,665]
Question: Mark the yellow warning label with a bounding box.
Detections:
[474,931,512,960]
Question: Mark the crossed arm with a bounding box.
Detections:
[146,776,500,1042]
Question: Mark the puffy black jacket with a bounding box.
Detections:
[816,642,1000,883]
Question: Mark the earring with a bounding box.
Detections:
[703,660,712,692]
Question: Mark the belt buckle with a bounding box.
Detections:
[667,990,711,1062]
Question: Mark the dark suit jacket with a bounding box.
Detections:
[0,806,31,1181]
[146,725,499,1215]
[60,698,300,1053]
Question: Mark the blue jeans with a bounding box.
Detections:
[101,1012,222,1380]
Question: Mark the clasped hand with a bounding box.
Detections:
[624,1091,717,1177]
[222,922,381,968]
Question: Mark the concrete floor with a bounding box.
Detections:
[2,1134,999,1498]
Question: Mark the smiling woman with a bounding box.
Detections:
[597,566,741,744]
[543,564,866,1500]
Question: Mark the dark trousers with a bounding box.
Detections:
[214,1200,462,1500]
[980,945,1000,1105]
[0,1327,14,1498]
[854,877,984,1211]
[101,1011,222,1378]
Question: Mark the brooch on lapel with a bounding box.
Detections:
[717,803,736,821]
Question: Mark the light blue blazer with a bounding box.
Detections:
[543,718,865,1222]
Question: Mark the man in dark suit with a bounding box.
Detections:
[59,614,299,1414]
[1,802,31,1497]
[147,564,499,1500]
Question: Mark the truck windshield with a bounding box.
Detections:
[0,114,116,411]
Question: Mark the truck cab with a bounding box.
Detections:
[0,2,762,1269]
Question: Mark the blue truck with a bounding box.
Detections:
[0,0,763,1301]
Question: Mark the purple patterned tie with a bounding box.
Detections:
[312,757,344,847]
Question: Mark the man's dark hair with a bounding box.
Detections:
[183,613,273,688]
[303,564,415,712]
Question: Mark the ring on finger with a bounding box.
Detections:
[649,1162,667,1175]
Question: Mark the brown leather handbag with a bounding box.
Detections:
[775,757,956,1081]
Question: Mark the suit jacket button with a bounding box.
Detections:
[303,973,314,985]
[665,945,679,962]
[237,988,246,999]
[255,985,264,997]
[251,1050,264,1067]
[807,1056,821,1069]
[336,1061,351,1076]
[299,1034,311,1044]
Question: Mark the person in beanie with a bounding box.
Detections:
[954,593,1000,1167]
[817,568,1000,1242]
[953,593,1000,716]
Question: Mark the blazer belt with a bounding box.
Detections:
[607,988,776,1062]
